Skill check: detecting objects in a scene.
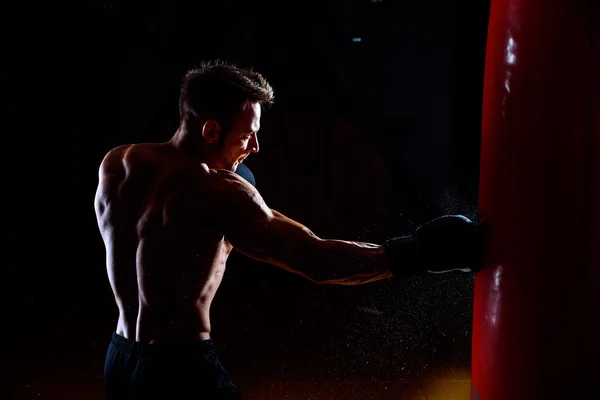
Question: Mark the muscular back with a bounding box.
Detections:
[95,143,233,343]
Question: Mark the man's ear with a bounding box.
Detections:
[202,120,221,144]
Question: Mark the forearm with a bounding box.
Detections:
[310,239,393,285]
[237,235,392,285]
[229,209,393,285]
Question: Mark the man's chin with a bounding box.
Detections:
[232,159,247,171]
[228,156,248,172]
[230,161,242,172]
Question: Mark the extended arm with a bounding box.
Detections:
[213,171,481,283]
[214,171,392,285]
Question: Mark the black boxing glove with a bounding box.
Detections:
[235,163,256,187]
[384,215,482,276]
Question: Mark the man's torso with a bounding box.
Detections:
[95,143,232,343]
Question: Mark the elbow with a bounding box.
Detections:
[299,268,330,285]
[306,275,330,285]
[294,263,333,285]
[302,267,347,285]
[302,267,389,286]
[303,273,357,286]
[301,239,336,284]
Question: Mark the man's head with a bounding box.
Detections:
[178,60,274,171]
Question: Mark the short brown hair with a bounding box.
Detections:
[179,60,274,133]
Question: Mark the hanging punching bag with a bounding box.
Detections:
[471,0,599,399]
[589,0,600,391]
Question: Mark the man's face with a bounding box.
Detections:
[217,102,261,172]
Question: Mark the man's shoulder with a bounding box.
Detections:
[205,168,253,193]
[103,143,160,161]
[100,143,134,166]
[205,169,270,217]
[100,143,166,170]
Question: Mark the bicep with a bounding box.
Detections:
[217,176,323,279]
[230,213,325,280]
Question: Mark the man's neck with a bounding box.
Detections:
[171,129,205,157]
[170,128,223,170]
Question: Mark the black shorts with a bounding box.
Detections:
[104,332,240,400]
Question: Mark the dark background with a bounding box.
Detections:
[4,0,490,396]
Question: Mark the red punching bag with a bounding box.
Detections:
[472,0,599,399]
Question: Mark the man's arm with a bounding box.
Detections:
[212,170,393,285]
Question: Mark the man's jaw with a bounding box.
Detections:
[227,153,250,172]
[231,157,245,172]
[237,154,249,165]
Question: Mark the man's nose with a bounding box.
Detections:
[250,135,259,153]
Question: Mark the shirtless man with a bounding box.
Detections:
[95,61,481,400]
